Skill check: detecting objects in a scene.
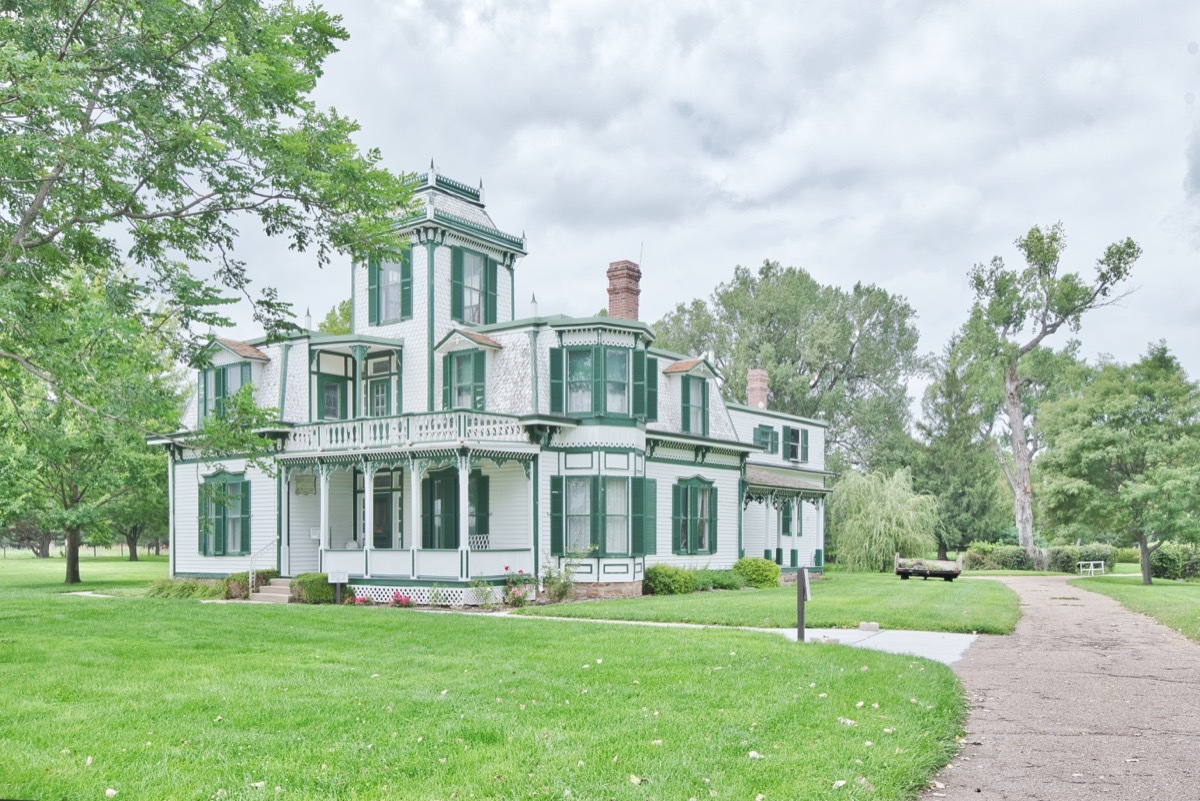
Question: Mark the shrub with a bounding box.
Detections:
[1150,542,1200,580]
[146,578,223,600]
[541,560,575,604]
[732,557,781,589]
[390,591,414,608]
[1046,546,1082,574]
[222,569,280,600]
[989,545,1035,571]
[1078,544,1117,572]
[643,564,698,595]
[692,569,746,591]
[502,566,534,607]
[962,550,989,571]
[290,572,340,604]
[1116,547,1141,564]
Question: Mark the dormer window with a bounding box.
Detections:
[442,349,486,411]
[681,375,708,436]
[199,363,251,421]
[550,347,656,420]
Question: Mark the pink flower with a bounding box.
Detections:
[518,570,524,574]
[503,565,510,571]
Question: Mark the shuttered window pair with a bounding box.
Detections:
[199,472,251,556]
[549,347,658,419]
[451,247,499,325]
[681,375,708,436]
[783,426,809,462]
[420,469,489,549]
[549,475,657,557]
[442,350,486,411]
[198,363,251,422]
[367,249,413,325]
[672,478,717,555]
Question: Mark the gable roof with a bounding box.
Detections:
[215,337,268,362]
[663,358,704,375]
[434,327,503,353]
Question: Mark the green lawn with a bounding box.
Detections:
[1072,575,1200,642]
[518,572,1020,634]
[1,557,966,800]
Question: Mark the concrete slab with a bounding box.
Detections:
[772,627,977,665]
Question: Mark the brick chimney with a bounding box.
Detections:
[606,260,642,320]
[747,368,769,410]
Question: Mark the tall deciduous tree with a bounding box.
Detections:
[1039,344,1200,584]
[0,0,415,410]
[913,338,1007,559]
[829,469,940,572]
[655,261,925,471]
[318,299,353,335]
[963,224,1141,552]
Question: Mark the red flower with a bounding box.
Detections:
[503,565,510,571]
[518,569,524,574]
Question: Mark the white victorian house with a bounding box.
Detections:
[155,169,829,603]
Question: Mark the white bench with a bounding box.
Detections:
[1077,560,1106,576]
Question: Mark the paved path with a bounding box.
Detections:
[923,575,1200,800]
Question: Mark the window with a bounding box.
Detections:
[781,500,793,537]
[317,374,347,420]
[549,475,655,557]
[565,477,593,554]
[368,379,390,417]
[468,471,490,550]
[753,425,779,454]
[681,375,708,436]
[420,469,489,550]
[672,478,717,555]
[451,247,498,325]
[567,349,593,414]
[198,363,251,421]
[783,426,810,462]
[550,347,656,419]
[200,472,251,556]
[606,350,629,414]
[442,350,486,410]
[355,470,404,549]
[367,249,413,324]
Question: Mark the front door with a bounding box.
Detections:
[372,493,392,549]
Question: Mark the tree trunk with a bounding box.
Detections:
[936,538,948,561]
[154,537,161,556]
[65,526,82,584]
[125,531,140,561]
[1136,533,1153,585]
[1003,364,1035,552]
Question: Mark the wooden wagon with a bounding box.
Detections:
[894,553,963,581]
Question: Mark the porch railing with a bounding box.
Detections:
[287,411,527,453]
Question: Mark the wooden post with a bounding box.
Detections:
[796,567,810,643]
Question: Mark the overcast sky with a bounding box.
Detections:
[228,0,1200,398]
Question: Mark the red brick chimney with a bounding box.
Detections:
[747,368,769,410]
[606,260,642,320]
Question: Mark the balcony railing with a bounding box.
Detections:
[287,411,528,453]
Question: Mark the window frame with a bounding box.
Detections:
[442,349,486,411]
[198,362,251,422]
[783,426,810,463]
[451,246,499,325]
[367,249,413,325]
[680,374,709,436]
[199,471,251,556]
[549,474,655,557]
[550,346,647,419]
[672,477,717,556]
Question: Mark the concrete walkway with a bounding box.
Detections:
[510,612,976,665]
[922,575,1200,800]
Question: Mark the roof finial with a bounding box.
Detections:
[430,157,435,169]
[530,293,538,318]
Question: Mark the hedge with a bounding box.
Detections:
[223,569,280,600]
[643,565,697,595]
[732,557,781,588]
[1149,542,1200,580]
[290,572,342,604]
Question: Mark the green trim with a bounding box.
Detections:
[509,266,515,321]
[532,458,539,583]
[645,455,742,471]
[277,344,291,412]
[426,240,436,412]
[275,472,283,572]
[173,571,242,579]
[351,259,358,333]
[474,314,652,338]
[571,415,642,427]
[737,477,744,559]
[343,577,510,587]
[171,451,277,466]
[169,452,176,577]
[727,402,828,428]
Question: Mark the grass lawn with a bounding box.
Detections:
[1072,575,1200,642]
[518,571,1020,634]
[1,557,966,800]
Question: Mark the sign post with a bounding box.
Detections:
[328,570,349,604]
[797,567,811,643]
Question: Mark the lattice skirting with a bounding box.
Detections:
[349,583,528,606]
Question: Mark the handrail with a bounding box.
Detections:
[286,410,528,453]
[247,537,278,600]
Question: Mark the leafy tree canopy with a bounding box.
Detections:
[1038,342,1200,584]
[829,469,939,572]
[654,261,925,471]
[318,299,352,335]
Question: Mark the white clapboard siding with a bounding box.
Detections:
[172,458,278,577]
[643,459,741,570]
[287,481,321,575]
[483,463,530,550]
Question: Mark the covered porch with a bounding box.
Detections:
[280,447,537,583]
[743,465,828,570]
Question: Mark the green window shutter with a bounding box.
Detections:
[241,363,251,389]
[782,501,792,537]
[213,367,226,418]
[646,358,658,422]
[701,379,710,437]
[367,256,379,325]
[395,349,404,413]
[485,258,498,324]
[240,480,252,554]
[688,483,699,554]
[549,347,564,414]
[753,425,768,450]
[472,351,486,410]
[769,429,779,454]
[782,426,794,460]
[671,483,683,554]
[643,478,657,555]
[708,485,717,554]
[445,473,459,550]
[198,370,207,423]
[421,476,433,549]
[680,376,692,434]
[474,473,490,538]
[632,350,646,418]
[630,476,645,555]
[549,476,564,556]
[589,476,601,550]
[591,345,604,415]
[198,490,209,555]
[450,247,464,322]
[400,247,413,319]
[801,429,809,462]
[442,353,452,409]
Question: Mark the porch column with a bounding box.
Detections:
[362,462,376,578]
[408,458,421,577]
[351,345,368,419]
[318,465,331,558]
[457,453,471,580]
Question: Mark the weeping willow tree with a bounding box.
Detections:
[830,469,941,572]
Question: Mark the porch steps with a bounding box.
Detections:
[249,578,292,604]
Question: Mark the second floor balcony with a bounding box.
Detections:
[285,410,534,454]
